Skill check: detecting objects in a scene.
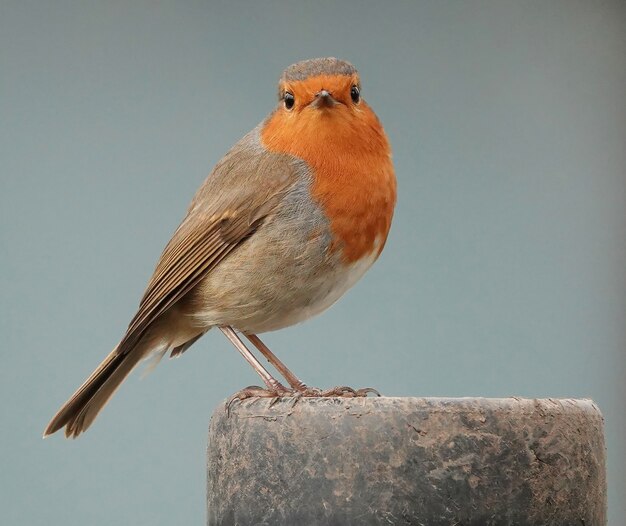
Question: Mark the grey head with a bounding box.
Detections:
[280,57,357,83]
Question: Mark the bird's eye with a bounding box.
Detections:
[350,85,360,104]
[284,91,295,110]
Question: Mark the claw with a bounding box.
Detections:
[268,396,282,408]
[319,386,357,397]
[225,385,294,416]
[226,385,269,416]
[355,387,381,397]
[313,385,381,398]
[225,384,382,415]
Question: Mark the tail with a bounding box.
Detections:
[44,343,148,439]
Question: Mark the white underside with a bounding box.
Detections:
[266,247,380,331]
[193,246,380,334]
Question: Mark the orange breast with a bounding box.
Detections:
[261,101,396,263]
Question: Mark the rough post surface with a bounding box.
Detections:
[207,397,606,526]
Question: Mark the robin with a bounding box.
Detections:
[44,57,396,438]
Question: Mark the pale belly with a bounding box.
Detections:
[189,237,380,334]
[247,248,379,333]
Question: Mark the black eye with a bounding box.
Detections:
[284,91,295,110]
[350,85,360,103]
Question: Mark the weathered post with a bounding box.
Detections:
[207,397,606,525]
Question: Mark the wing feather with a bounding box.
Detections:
[114,146,297,358]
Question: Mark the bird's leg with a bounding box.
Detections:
[221,327,381,413]
[245,333,380,399]
[219,326,290,398]
[245,333,309,392]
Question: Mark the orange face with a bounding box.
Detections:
[262,73,396,264]
[280,73,360,109]
[265,74,387,153]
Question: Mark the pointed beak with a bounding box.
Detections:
[311,89,339,109]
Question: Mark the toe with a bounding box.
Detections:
[355,387,381,397]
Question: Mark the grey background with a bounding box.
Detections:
[1,1,624,524]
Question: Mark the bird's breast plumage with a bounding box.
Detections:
[260,100,397,264]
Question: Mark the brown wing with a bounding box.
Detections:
[116,144,298,357]
[42,137,301,438]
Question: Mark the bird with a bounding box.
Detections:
[44,57,396,438]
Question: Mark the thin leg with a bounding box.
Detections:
[221,327,381,415]
[245,334,308,391]
[219,326,288,392]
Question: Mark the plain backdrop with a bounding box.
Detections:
[1,1,625,524]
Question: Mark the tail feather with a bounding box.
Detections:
[44,344,146,438]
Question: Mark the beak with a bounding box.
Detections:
[311,89,339,109]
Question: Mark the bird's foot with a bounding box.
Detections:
[226,385,295,415]
[226,385,381,415]
[296,385,381,398]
